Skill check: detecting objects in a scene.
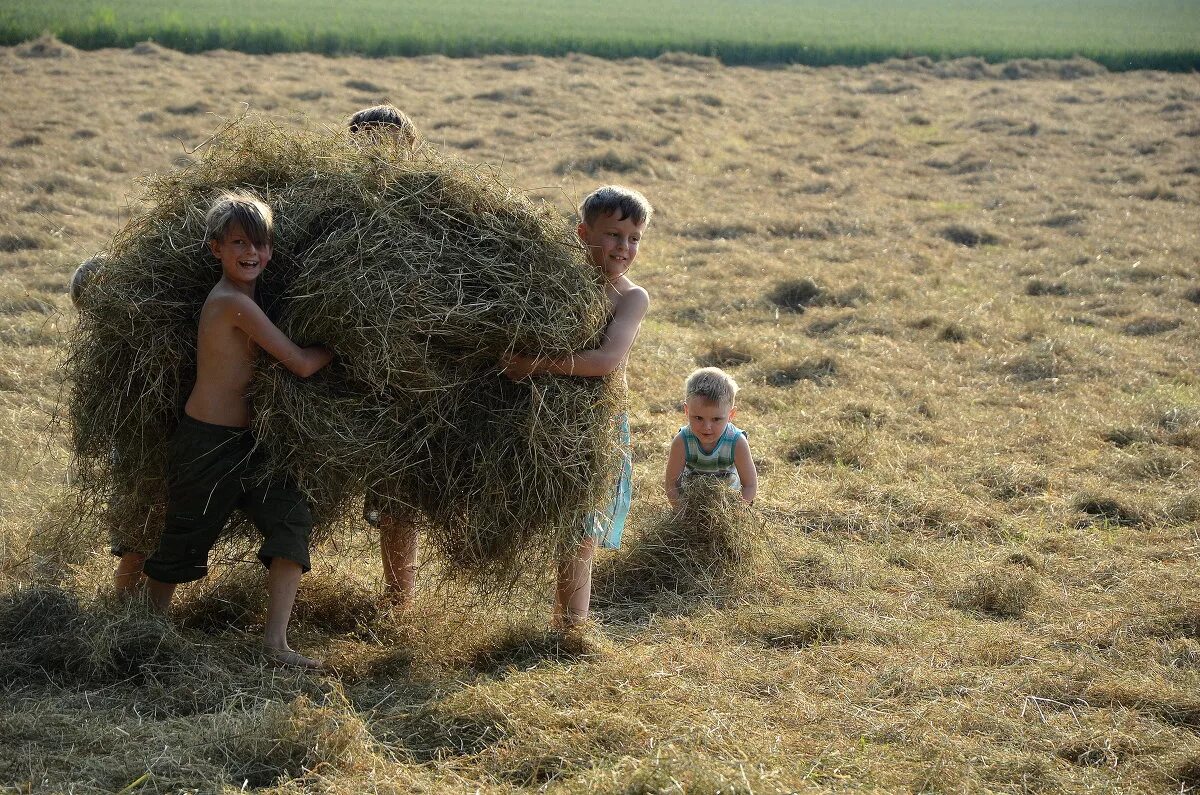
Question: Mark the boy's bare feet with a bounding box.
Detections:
[266,645,324,670]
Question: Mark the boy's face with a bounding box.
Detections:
[209,222,271,285]
[684,396,735,448]
[577,211,645,281]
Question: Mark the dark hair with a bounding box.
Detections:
[348,104,417,143]
[578,185,654,227]
[204,192,273,247]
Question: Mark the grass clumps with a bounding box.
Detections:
[1073,492,1144,527]
[0,585,214,686]
[768,278,824,312]
[62,114,619,584]
[593,478,768,609]
[786,433,866,468]
[695,345,753,368]
[939,224,1000,247]
[951,567,1039,618]
[733,606,856,649]
[762,357,838,387]
[213,689,381,786]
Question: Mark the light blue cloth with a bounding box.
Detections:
[587,412,632,549]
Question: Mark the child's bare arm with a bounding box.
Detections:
[502,287,649,379]
[734,434,758,504]
[225,293,333,377]
[664,433,686,508]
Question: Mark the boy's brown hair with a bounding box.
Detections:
[204,192,273,247]
[578,185,654,227]
[685,367,739,406]
[348,103,418,149]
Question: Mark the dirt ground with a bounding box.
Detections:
[1,40,1199,793]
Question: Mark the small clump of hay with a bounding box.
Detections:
[0,585,202,686]
[594,477,769,609]
[15,33,79,59]
[63,114,621,583]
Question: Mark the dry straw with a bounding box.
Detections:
[594,477,771,608]
[63,114,621,583]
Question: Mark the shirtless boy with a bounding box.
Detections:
[142,192,333,668]
[502,185,653,629]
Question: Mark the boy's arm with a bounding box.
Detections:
[734,434,758,504]
[664,433,685,508]
[224,293,333,378]
[502,287,649,379]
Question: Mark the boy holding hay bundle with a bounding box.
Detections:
[348,104,425,606]
[142,192,333,669]
[502,185,653,630]
[664,367,758,508]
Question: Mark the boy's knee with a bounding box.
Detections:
[257,520,311,574]
[144,519,220,583]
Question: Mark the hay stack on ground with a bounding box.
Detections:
[64,115,620,580]
[594,478,768,607]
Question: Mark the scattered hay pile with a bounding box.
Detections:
[594,478,768,607]
[877,55,1106,80]
[65,115,621,581]
[14,34,79,59]
[0,585,199,686]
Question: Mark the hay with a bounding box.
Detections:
[15,34,79,59]
[63,114,620,582]
[0,585,203,686]
[594,478,768,608]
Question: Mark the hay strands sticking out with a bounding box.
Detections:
[64,113,619,586]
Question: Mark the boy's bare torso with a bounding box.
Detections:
[184,280,260,428]
[604,275,644,386]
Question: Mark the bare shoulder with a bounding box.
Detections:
[203,284,258,316]
[614,280,650,314]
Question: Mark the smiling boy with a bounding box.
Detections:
[142,192,333,668]
[501,185,652,630]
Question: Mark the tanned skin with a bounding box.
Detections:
[144,221,332,669]
[664,396,758,508]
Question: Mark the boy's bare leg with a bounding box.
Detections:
[144,577,178,612]
[264,557,322,669]
[113,552,147,597]
[553,536,597,630]
[379,514,418,608]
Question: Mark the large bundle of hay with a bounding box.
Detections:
[64,116,621,578]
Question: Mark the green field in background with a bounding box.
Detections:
[2,0,1198,70]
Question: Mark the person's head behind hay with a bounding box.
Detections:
[348,103,419,153]
[665,366,758,509]
[69,252,106,311]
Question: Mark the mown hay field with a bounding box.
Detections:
[1,39,1199,793]
[2,0,1200,70]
